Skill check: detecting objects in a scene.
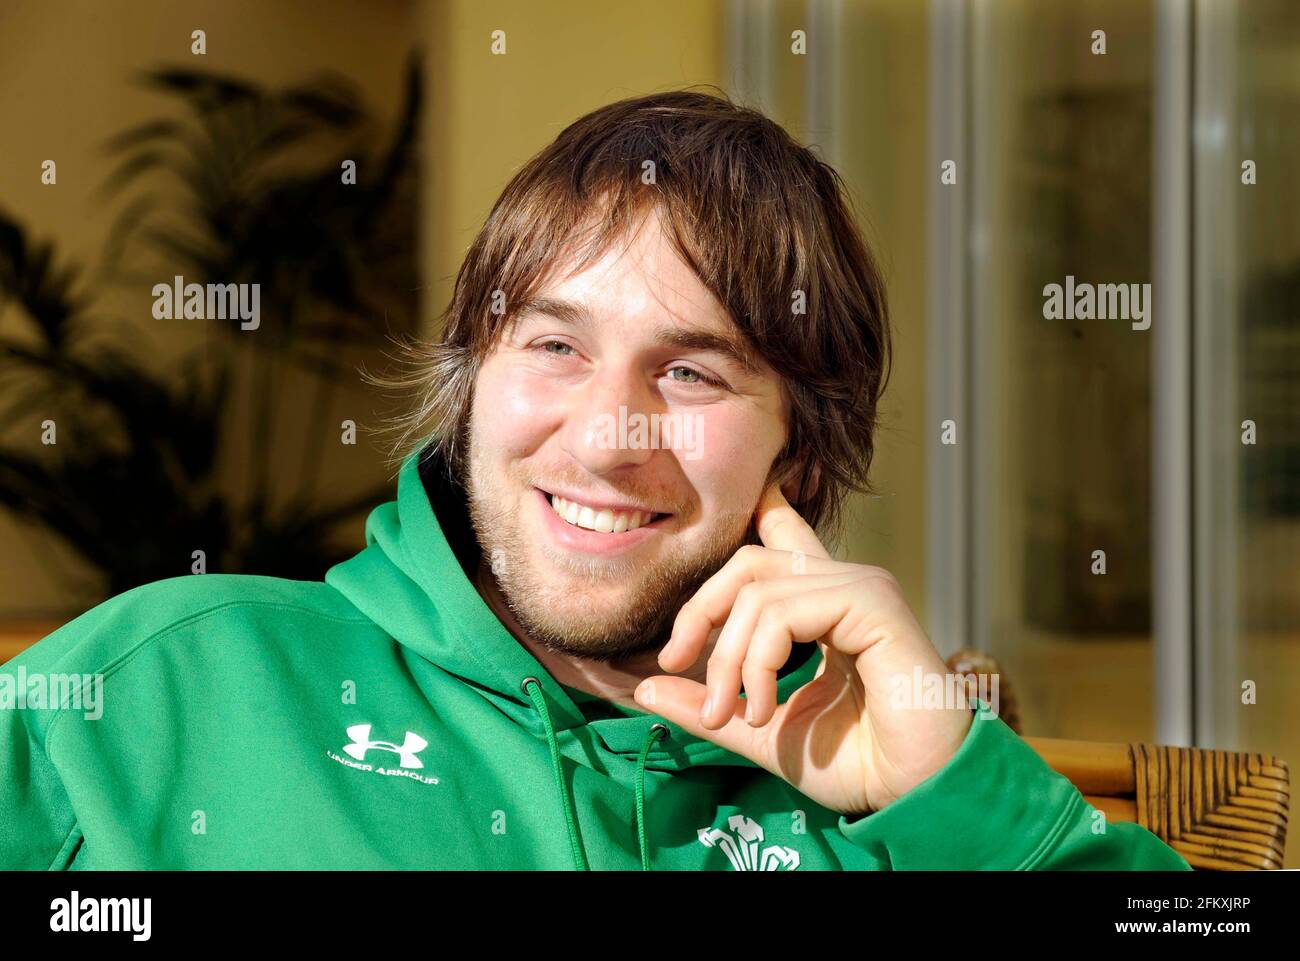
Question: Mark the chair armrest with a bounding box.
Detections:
[944,649,1290,869]
[1024,736,1290,870]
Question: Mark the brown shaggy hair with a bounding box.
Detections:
[369,86,891,544]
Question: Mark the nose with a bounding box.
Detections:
[561,361,658,475]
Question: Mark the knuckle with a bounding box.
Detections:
[864,566,901,589]
[755,602,787,634]
[760,516,789,541]
[735,581,764,608]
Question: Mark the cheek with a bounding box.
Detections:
[474,364,562,456]
[681,406,784,512]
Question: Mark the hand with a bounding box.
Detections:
[633,484,974,817]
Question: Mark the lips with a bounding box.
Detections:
[545,492,665,533]
[531,486,673,558]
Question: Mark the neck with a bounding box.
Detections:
[472,558,711,711]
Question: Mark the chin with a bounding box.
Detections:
[520,602,669,661]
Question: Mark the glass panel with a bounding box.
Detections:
[1211,0,1300,867]
[971,0,1157,741]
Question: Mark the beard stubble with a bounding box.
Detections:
[465,450,760,664]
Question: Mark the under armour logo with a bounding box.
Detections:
[698,814,801,871]
[343,723,428,769]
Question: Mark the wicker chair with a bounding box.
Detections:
[946,649,1290,870]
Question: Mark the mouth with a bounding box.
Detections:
[538,488,672,534]
[530,486,678,559]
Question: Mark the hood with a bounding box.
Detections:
[326,446,822,776]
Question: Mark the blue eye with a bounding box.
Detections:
[539,340,576,356]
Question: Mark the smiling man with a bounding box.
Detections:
[1,90,1190,871]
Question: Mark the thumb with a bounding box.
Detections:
[634,675,765,762]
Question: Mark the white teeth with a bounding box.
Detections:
[549,494,657,533]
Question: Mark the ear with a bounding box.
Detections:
[776,459,821,507]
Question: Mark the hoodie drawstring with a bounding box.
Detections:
[522,677,669,871]
[522,677,589,871]
[635,723,668,870]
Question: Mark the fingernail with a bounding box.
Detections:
[744,700,754,724]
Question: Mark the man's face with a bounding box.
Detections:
[465,208,790,662]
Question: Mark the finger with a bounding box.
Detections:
[740,644,789,730]
[740,586,862,725]
[702,572,867,729]
[633,674,769,763]
[662,544,849,672]
[755,483,832,560]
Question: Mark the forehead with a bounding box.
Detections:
[536,207,726,332]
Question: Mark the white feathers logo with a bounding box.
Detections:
[698,814,801,871]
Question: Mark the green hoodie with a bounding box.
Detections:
[1,450,1191,871]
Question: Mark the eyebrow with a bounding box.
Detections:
[513,296,760,374]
